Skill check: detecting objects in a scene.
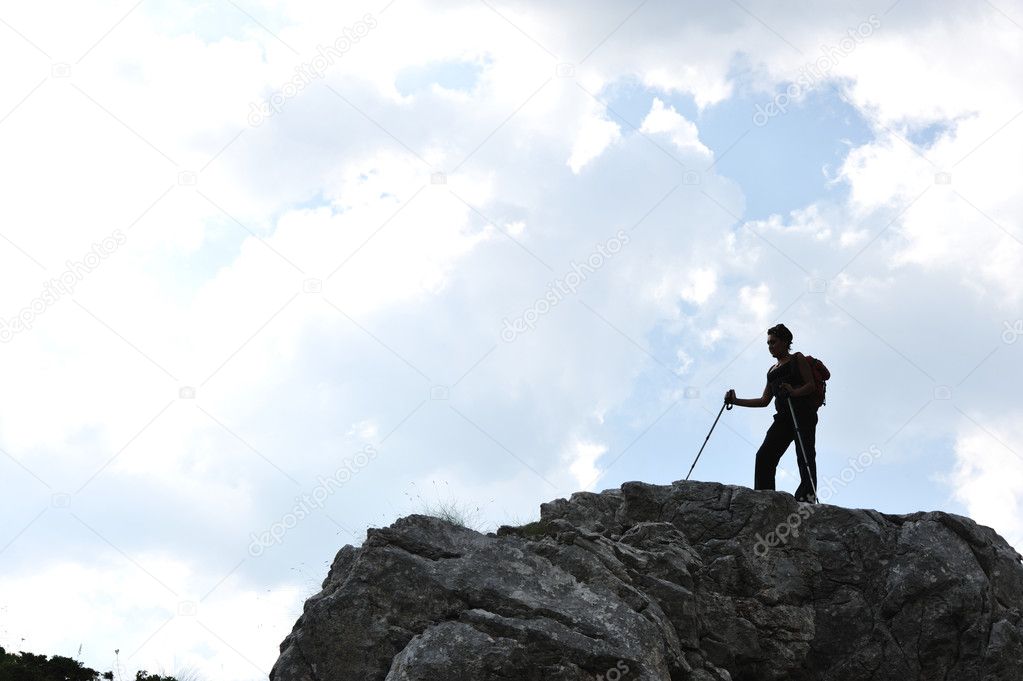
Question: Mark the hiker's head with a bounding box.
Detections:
[767,324,793,355]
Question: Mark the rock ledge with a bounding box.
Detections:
[270,480,1023,680]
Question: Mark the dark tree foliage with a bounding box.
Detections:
[134,673,177,681]
[0,648,179,681]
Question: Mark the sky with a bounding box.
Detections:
[1,0,1022,679]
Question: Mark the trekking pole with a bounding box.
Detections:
[685,399,732,481]
[785,395,818,503]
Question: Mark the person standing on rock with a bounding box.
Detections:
[724,324,819,502]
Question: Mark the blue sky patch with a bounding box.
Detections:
[395,60,488,96]
[905,119,955,147]
[601,77,874,221]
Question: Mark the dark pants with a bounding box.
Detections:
[755,406,818,498]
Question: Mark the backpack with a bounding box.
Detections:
[803,355,831,408]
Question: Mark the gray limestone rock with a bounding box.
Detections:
[271,480,1023,680]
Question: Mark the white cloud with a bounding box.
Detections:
[642,64,733,110]
[567,107,620,173]
[839,228,869,247]
[0,556,304,681]
[948,411,1023,552]
[345,419,379,440]
[2,1,1022,679]
[680,267,717,305]
[649,266,717,314]
[675,347,695,375]
[563,438,608,491]
[639,97,711,157]
[739,283,773,323]
[835,122,1023,304]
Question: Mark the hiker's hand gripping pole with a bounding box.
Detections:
[685,397,732,481]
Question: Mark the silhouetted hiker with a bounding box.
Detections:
[725,324,819,502]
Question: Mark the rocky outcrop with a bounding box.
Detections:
[270,480,1023,680]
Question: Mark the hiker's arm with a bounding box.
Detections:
[780,352,816,398]
[726,382,771,408]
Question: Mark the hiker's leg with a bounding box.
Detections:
[793,409,818,500]
[754,416,792,490]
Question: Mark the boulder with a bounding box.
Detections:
[271,480,1023,680]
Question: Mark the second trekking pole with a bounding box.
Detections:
[685,399,732,481]
[785,394,818,503]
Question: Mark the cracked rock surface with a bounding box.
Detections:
[270,480,1023,680]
